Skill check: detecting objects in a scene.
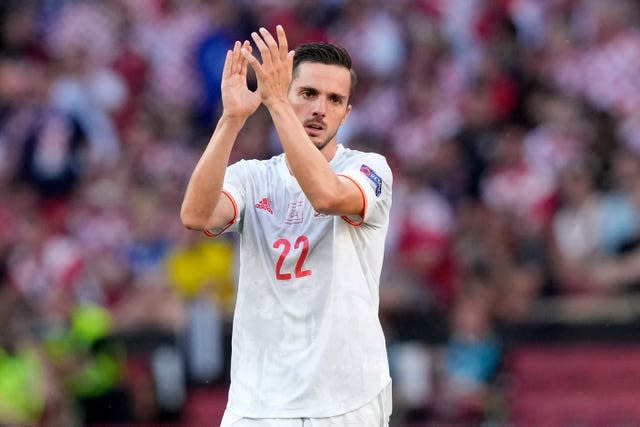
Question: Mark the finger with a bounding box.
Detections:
[231,40,242,74]
[241,46,263,77]
[251,30,272,68]
[276,25,289,60]
[222,49,233,79]
[239,40,252,77]
[259,27,279,62]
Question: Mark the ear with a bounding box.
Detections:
[340,104,352,126]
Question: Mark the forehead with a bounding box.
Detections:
[292,62,351,96]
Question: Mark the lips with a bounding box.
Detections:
[304,120,325,135]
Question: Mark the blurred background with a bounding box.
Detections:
[1,0,640,425]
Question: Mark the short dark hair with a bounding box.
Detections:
[293,42,357,103]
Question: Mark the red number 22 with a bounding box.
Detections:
[273,235,312,280]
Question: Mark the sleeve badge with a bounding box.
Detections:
[360,164,382,197]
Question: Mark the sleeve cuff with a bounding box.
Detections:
[203,189,238,237]
[337,171,370,227]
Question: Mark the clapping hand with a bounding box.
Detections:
[221,40,261,122]
[241,25,295,108]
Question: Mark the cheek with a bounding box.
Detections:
[290,101,308,119]
[337,110,349,125]
[288,92,303,109]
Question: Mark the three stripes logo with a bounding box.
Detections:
[255,197,273,214]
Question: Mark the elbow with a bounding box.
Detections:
[180,205,206,231]
[311,202,332,216]
[309,193,339,215]
[181,218,203,232]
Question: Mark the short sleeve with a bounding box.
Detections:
[206,159,250,236]
[337,154,393,227]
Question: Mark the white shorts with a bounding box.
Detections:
[220,382,392,427]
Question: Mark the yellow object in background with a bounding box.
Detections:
[165,238,235,310]
[0,347,45,425]
[71,304,114,346]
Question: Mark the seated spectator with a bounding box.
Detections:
[17,108,87,200]
[389,164,459,310]
[548,156,608,293]
[588,150,640,292]
[434,280,502,423]
[481,125,557,240]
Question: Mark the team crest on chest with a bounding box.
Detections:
[285,201,304,224]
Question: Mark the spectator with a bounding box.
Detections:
[435,278,502,423]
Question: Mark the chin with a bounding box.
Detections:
[307,135,322,147]
[313,139,331,151]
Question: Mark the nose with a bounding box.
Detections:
[311,97,327,117]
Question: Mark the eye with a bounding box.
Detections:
[330,95,344,105]
[301,90,315,99]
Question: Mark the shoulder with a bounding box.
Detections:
[342,146,389,166]
[229,154,283,172]
[342,147,392,181]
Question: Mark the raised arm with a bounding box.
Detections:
[241,26,365,217]
[180,41,260,233]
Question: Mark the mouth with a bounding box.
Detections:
[304,121,325,136]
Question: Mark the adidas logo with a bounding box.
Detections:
[255,197,273,214]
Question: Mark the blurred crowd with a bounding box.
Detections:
[1,0,640,425]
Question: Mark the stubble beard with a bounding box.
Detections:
[313,128,338,152]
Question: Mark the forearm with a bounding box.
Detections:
[180,116,244,229]
[268,102,342,211]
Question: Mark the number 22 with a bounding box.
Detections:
[273,235,312,280]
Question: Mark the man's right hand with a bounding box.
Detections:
[220,40,261,122]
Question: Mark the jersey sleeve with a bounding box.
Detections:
[337,154,393,227]
[206,159,251,236]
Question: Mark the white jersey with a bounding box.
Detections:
[216,144,392,418]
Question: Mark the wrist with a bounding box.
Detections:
[218,114,248,129]
[264,98,292,115]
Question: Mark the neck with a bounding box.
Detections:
[284,141,339,174]
[320,140,338,162]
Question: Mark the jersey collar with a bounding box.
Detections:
[280,144,346,176]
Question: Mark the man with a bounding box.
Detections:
[181,25,393,426]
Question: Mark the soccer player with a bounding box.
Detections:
[180,25,393,426]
